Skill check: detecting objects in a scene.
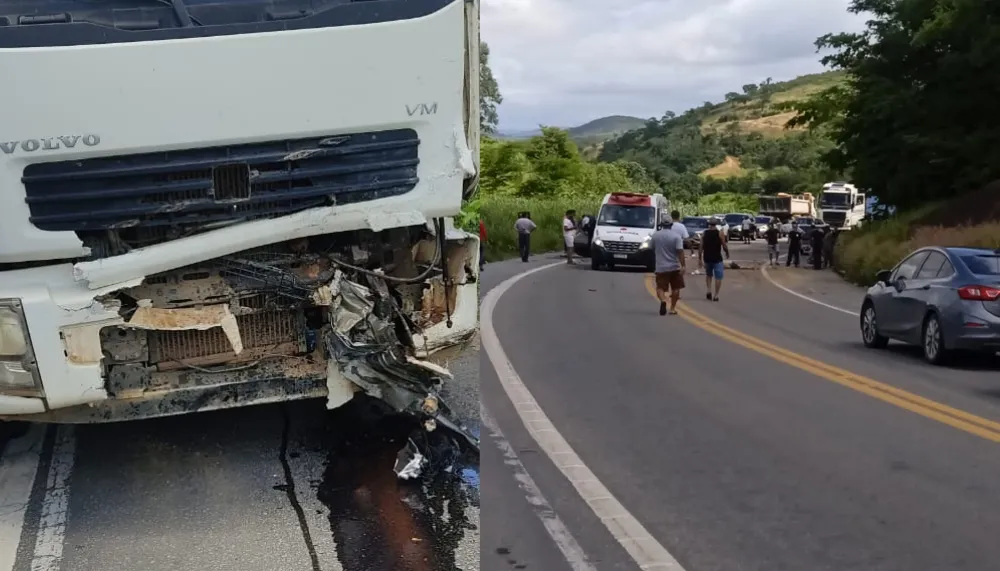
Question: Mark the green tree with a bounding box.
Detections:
[480,42,503,134]
[793,0,1000,209]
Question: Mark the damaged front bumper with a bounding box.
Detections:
[0,221,480,473]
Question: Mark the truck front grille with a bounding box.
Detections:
[22,129,419,232]
[823,211,847,226]
[604,241,640,254]
[148,311,306,370]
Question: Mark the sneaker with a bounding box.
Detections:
[659,301,667,316]
[668,308,678,315]
[706,292,712,300]
[713,296,719,302]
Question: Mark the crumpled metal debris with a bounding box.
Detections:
[322,270,478,480]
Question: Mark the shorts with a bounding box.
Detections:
[767,244,779,256]
[655,270,684,291]
[704,261,724,280]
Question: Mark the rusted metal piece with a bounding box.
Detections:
[126,301,243,354]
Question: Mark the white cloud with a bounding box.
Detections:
[481,0,867,129]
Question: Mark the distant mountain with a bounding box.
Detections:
[495,128,541,140]
[567,115,647,142]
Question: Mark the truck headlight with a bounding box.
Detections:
[0,300,41,396]
[639,236,652,250]
[593,238,603,247]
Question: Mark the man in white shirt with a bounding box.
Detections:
[741,216,752,244]
[563,210,577,264]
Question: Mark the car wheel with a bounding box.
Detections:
[922,313,949,365]
[591,256,600,270]
[860,302,889,349]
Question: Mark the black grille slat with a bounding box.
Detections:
[23,129,420,232]
[605,241,640,254]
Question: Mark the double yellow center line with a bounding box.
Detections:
[644,275,1000,444]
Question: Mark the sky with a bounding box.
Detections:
[481,0,868,131]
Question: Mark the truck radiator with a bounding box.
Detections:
[148,311,306,371]
[21,129,420,233]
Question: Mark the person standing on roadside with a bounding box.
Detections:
[698,217,729,301]
[651,219,686,315]
[810,226,824,269]
[478,218,487,271]
[741,216,753,244]
[563,210,577,264]
[764,222,780,265]
[822,227,836,269]
[514,211,536,263]
[786,221,802,267]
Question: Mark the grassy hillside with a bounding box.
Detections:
[701,71,847,138]
[568,115,646,144]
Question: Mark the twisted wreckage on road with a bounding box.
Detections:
[0,0,480,477]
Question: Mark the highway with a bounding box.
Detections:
[481,242,1000,571]
[0,345,479,571]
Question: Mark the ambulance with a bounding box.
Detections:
[589,192,670,271]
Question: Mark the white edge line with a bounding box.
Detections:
[481,406,597,571]
[760,265,859,316]
[29,425,74,571]
[481,261,687,571]
[0,425,47,571]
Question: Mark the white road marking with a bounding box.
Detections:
[481,406,596,571]
[760,265,858,316]
[481,262,687,571]
[0,426,47,571]
[29,426,74,571]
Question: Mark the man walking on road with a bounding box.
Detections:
[651,219,686,315]
[563,210,577,264]
[764,222,780,266]
[786,221,802,267]
[514,212,536,263]
[698,217,729,301]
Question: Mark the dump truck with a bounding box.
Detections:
[0,0,480,476]
[758,192,816,221]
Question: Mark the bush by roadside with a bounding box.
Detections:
[835,208,1000,286]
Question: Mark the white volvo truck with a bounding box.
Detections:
[818,182,866,230]
[0,0,480,472]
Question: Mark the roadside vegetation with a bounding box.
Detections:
[478,1,1000,265]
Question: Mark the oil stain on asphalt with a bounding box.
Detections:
[315,396,479,571]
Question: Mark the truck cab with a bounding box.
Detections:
[0,0,481,459]
[819,182,866,230]
[589,192,668,271]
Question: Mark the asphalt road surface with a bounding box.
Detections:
[481,242,1000,571]
[0,345,479,571]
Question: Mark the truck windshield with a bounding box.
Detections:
[820,193,851,208]
[598,205,655,228]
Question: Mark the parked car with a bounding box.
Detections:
[710,214,730,237]
[681,216,709,249]
[755,216,775,238]
[723,213,751,240]
[860,246,1000,364]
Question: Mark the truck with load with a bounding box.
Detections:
[758,192,816,221]
[0,0,480,476]
[818,182,866,230]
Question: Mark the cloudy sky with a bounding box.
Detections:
[481,0,868,131]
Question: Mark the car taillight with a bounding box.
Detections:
[957,285,1000,301]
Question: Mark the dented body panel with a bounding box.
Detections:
[0,0,481,460]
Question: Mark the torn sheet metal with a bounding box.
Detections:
[126,301,243,354]
[323,271,478,480]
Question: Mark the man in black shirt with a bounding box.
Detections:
[786,221,802,267]
[810,226,825,269]
[698,217,729,301]
[764,223,780,266]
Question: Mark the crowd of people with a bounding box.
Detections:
[480,212,842,317]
